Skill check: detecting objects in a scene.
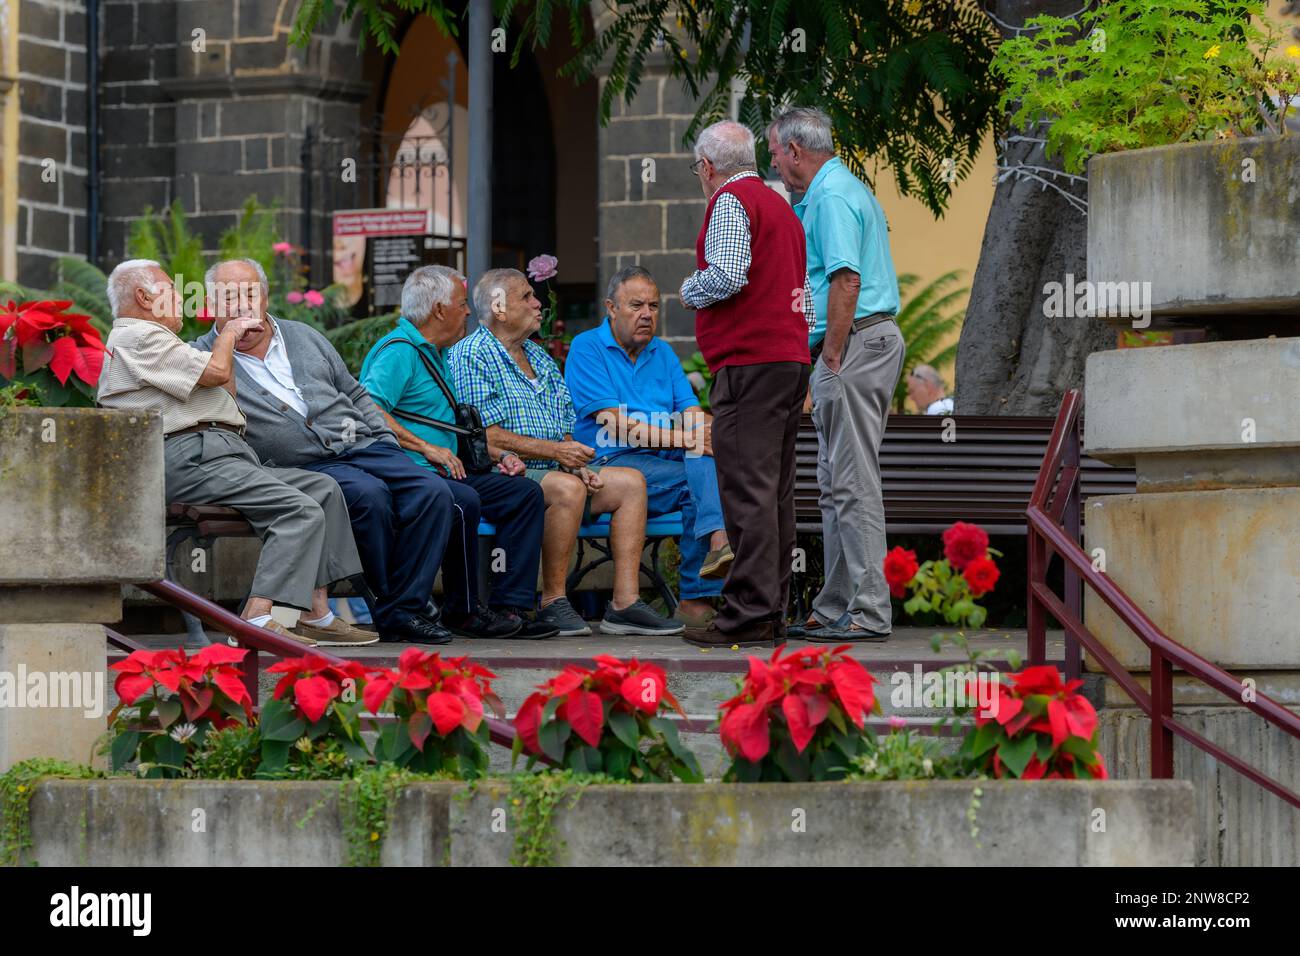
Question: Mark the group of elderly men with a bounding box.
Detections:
[97,107,905,650]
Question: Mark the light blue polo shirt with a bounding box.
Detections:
[795,156,900,347]
[565,319,700,455]
[359,317,459,465]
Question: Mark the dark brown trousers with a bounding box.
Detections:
[710,361,811,634]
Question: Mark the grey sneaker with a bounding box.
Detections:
[600,600,685,636]
[538,597,591,637]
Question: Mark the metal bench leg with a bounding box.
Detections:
[165,526,211,647]
[644,537,678,616]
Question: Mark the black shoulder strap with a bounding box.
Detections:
[373,338,470,437]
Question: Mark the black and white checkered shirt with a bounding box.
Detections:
[679,171,816,332]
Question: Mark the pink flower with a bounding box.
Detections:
[286,291,304,304]
[273,242,293,256]
[888,715,908,731]
[526,254,558,283]
[304,290,325,307]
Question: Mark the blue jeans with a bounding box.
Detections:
[599,448,725,600]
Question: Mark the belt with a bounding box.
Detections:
[852,312,895,334]
[166,421,243,439]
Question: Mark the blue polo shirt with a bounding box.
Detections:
[359,317,459,466]
[795,156,900,347]
[565,319,700,455]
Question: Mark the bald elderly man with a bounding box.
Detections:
[96,259,374,647]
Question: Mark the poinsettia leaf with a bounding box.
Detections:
[541,694,564,724]
[968,721,1002,757]
[997,734,1038,778]
[259,695,306,742]
[565,744,602,774]
[258,740,289,776]
[152,734,188,772]
[538,718,570,764]
[607,709,640,751]
[110,730,140,771]
[773,735,811,782]
[603,744,633,780]
[154,698,182,728]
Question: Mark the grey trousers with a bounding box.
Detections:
[163,429,363,611]
[809,320,906,632]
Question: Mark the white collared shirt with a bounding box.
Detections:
[235,317,309,418]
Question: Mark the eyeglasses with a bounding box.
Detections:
[689,158,707,175]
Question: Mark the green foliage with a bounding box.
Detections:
[218,197,279,276]
[254,695,371,780]
[902,550,1001,630]
[190,725,262,779]
[1,758,101,866]
[680,351,713,410]
[290,0,1003,217]
[506,770,616,867]
[326,313,400,375]
[894,271,964,411]
[993,0,1300,175]
[128,200,207,302]
[337,764,437,865]
[848,728,967,781]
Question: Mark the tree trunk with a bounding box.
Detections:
[955,0,1114,416]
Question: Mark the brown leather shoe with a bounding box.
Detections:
[682,621,774,649]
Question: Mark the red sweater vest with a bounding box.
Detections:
[694,176,812,370]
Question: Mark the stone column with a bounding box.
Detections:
[0,409,164,769]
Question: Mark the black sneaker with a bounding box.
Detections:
[382,615,453,645]
[537,597,592,637]
[600,600,685,636]
[443,605,524,639]
[495,606,560,640]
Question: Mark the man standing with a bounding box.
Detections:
[359,265,557,639]
[197,258,519,645]
[678,120,814,648]
[768,107,906,643]
[97,259,373,648]
[565,266,730,627]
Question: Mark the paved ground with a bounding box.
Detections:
[117,625,1065,672]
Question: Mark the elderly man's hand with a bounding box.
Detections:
[577,467,604,491]
[425,445,466,480]
[222,316,263,340]
[554,440,595,470]
[497,453,525,476]
[683,421,713,457]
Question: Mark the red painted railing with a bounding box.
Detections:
[106,579,527,756]
[1027,389,1300,809]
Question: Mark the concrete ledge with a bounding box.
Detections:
[1084,337,1300,471]
[23,778,1194,866]
[1087,136,1300,323]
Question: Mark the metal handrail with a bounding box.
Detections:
[110,579,525,756]
[1027,389,1300,809]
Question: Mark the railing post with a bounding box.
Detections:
[1027,529,1046,665]
[243,644,259,708]
[1063,416,1083,681]
[1150,649,1174,779]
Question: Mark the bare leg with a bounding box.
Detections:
[588,466,647,610]
[539,471,587,606]
[708,529,727,550]
[242,597,274,620]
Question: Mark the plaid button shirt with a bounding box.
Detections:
[448,325,576,470]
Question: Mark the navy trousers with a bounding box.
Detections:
[440,471,545,615]
[302,440,451,630]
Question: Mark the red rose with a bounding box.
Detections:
[882,546,919,597]
[963,556,1000,596]
[943,521,990,571]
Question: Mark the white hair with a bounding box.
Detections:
[107,258,163,315]
[472,268,526,325]
[770,107,835,156]
[205,258,269,299]
[693,120,757,175]
[402,265,465,325]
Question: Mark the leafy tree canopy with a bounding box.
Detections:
[290,0,1003,216]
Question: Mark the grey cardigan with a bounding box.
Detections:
[193,316,397,468]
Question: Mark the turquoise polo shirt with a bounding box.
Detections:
[359,317,459,466]
[795,156,900,347]
[564,319,700,455]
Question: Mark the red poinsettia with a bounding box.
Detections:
[965,665,1106,779]
[962,556,1001,596]
[719,644,879,770]
[268,654,369,723]
[883,546,920,598]
[942,521,990,571]
[364,647,503,748]
[109,643,253,727]
[0,299,106,387]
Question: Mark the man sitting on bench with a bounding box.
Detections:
[565,266,730,628]
[195,258,523,645]
[448,268,682,638]
[96,259,375,648]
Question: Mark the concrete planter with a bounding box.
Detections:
[22,777,1195,867]
[0,407,164,768]
[1087,136,1300,327]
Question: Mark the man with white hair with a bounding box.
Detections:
[96,259,373,647]
[195,258,522,645]
[906,364,954,415]
[678,120,815,649]
[768,106,906,643]
[358,265,557,639]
